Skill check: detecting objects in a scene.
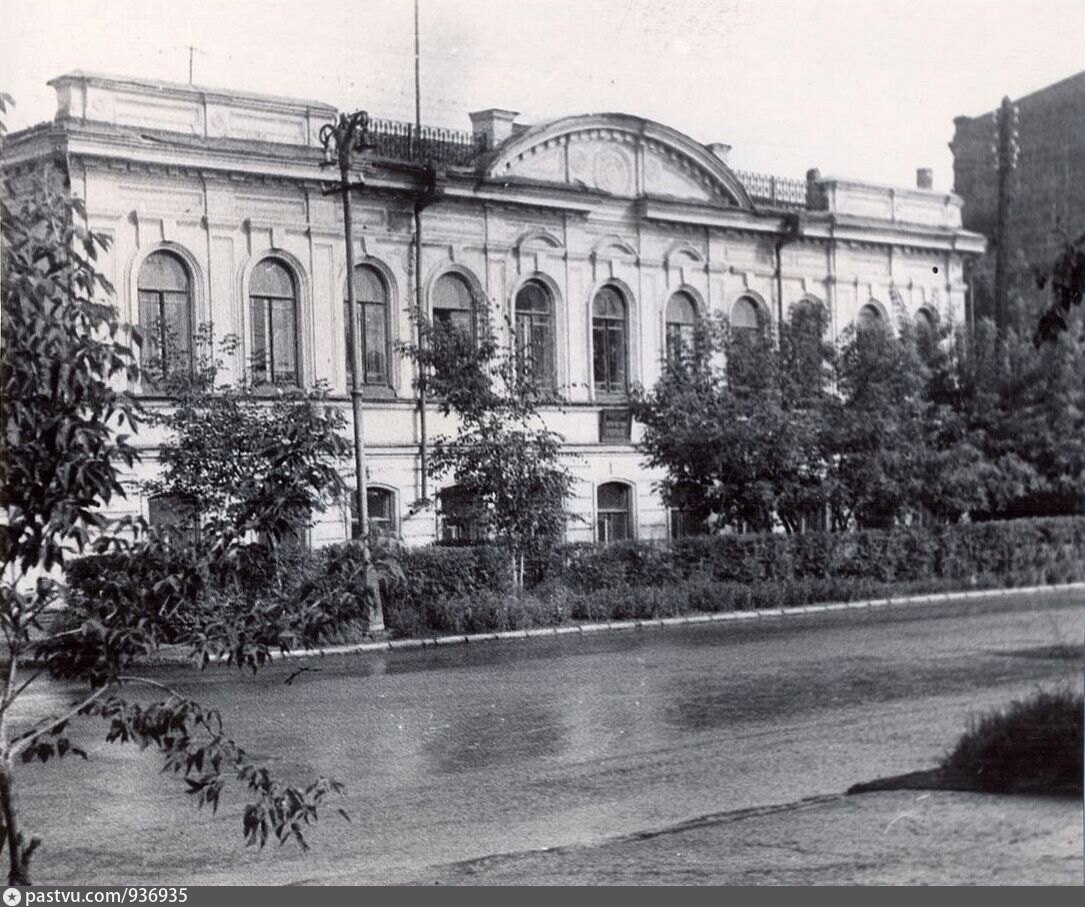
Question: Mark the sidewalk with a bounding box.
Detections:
[413,789,1083,885]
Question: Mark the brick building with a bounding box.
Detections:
[950,70,1085,328]
[4,72,985,546]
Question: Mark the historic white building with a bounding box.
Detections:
[4,72,985,546]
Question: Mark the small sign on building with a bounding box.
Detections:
[599,408,632,443]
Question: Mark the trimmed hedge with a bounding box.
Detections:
[65,517,1083,642]
[541,518,1084,591]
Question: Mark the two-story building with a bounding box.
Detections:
[3,72,985,545]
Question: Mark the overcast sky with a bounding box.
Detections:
[2,0,1082,189]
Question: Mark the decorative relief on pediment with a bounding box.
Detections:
[488,115,751,209]
[593,147,634,195]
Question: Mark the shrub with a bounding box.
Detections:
[941,688,1084,794]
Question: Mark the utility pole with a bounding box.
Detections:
[992,95,1020,332]
[188,46,195,85]
[413,0,429,499]
[319,113,372,543]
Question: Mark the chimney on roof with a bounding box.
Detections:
[916,167,934,190]
[707,142,732,164]
[469,109,519,147]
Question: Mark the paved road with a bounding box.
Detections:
[13,589,1083,885]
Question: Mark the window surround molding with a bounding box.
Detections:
[337,255,401,395]
[346,483,399,538]
[127,243,205,389]
[586,276,638,402]
[238,248,312,389]
[662,242,707,290]
[914,304,939,327]
[509,270,564,392]
[425,264,487,324]
[729,290,771,329]
[661,284,705,362]
[857,297,890,331]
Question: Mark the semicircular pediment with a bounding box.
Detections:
[485,114,752,209]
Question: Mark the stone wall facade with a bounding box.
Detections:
[5,72,985,546]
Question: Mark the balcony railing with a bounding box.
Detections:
[367,118,489,167]
[735,170,810,209]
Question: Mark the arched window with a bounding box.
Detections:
[514,280,555,388]
[914,307,938,361]
[592,286,628,395]
[858,302,885,331]
[728,295,766,388]
[137,251,192,387]
[345,265,390,386]
[249,258,299,386]
[596,481,633,543]
[731,296,762,333]
[432,272,477,342]
[665,292,698,363]
[438,485,484,543]
[915,307,936,334]
[349,486,397,538]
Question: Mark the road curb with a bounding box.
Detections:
[162,581,1081,667]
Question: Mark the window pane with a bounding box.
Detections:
[592,321,609,391]
[364,301,388,383]
[515,282,550,316]
[606,321,626,391]
[271,298,297,384]
[162,291,191,374]
[593,287,624,319]
[138,252,189,293]
[251,299,268,382]
[732,297,760,330]
[354,265,385,303]
[138,291,163,374]
[666,292,696,325]
[433,273,474,311]
[251,259,294,297]
[666,323,695,362]
[598,482,630,511]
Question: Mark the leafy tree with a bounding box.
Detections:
[1,99,349,883]
[145,327,352,557]
[825,322,931,529]
[956,319,1083,519]
[401,306,574,587]
[632,306,833,534]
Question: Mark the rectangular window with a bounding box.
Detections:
[251,298,297,385]
[139,290,191,386]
